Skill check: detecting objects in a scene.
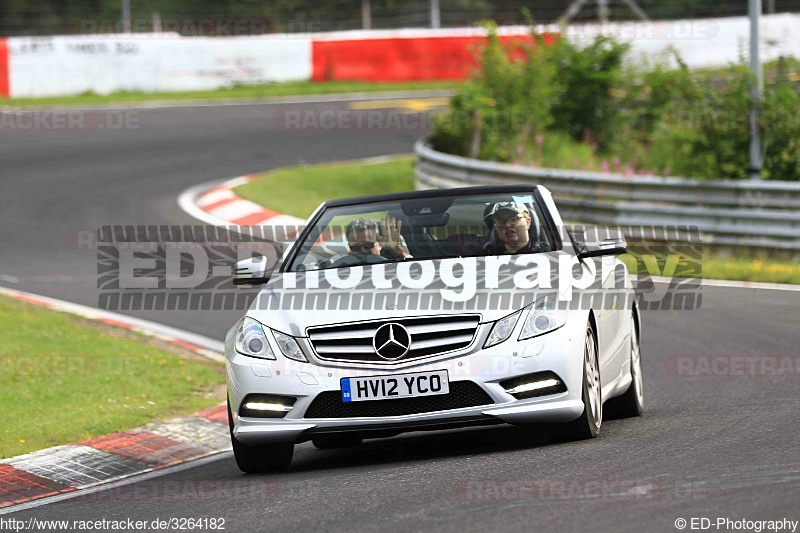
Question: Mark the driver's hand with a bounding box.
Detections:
[380,215,404,257]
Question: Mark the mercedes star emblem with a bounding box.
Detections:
[372,323,411,360]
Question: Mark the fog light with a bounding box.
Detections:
[500,372,566,399]
[239,394,296,418]
[244,402,292,412]
[508,378,560,395]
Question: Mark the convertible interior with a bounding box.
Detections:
[295,197,553,271]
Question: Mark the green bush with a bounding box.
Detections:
[430,23,800,181]
[430,26,629,161]
[431,23,558,162]
[641,64,800,180]
[645,65,753,180]
[549,35,629,151]
[761,79,800,181]
[619,51,695,146]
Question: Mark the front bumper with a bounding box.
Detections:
[232,398,585,444]
[226,321,586,445]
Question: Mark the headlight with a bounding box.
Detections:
[484,310,522,348]
[519,294,567,340]
[235,317,275,360]
[273,331,308,362]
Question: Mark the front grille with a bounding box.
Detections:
[307,314,480,364]
[304,381,494,419]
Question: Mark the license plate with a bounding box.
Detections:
[341,370,449,403]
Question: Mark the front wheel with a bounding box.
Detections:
[605,314,644,418]
[560,322,602,440]
[228,398,294,474]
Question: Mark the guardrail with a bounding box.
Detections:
[414,139,800,254]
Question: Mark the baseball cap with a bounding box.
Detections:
[489,202,529,218]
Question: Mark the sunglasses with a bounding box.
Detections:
[349,241,379,251]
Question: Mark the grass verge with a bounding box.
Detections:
[0,294,225,459]
[234,155,416,219]
[1,80,463,108]
[234,156,799,285]
[620,253,800,285]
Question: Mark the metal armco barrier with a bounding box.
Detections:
[414,139,800,253]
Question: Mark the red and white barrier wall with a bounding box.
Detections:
[311,27,548,82]
[2,34,311,98]
[0,38,9,97]
[1,14,799,99]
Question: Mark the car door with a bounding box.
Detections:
[589,254,629,389]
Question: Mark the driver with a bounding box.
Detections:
[346,215,410,260]
[485,202,537,254]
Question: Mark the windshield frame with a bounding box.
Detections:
[279,185,562,273]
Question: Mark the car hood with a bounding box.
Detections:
[247,252,575,336]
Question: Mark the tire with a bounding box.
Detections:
[228,398,294,474]
[605,314,644,418]
[560,322,602,440]
[312,434,363,450]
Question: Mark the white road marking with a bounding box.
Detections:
[1,90,457,113]
[644,275,800,292]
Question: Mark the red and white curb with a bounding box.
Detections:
[0,168,306,513]
[0,286,232,512]
[0,404,230,512]
[179,154,412,242]
[178,175,305,240]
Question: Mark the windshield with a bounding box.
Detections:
[286,192,556,272]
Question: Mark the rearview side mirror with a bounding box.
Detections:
[233,257,270,285]
[577,228,627,259]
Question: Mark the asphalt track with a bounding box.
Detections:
[2,97,800,532]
